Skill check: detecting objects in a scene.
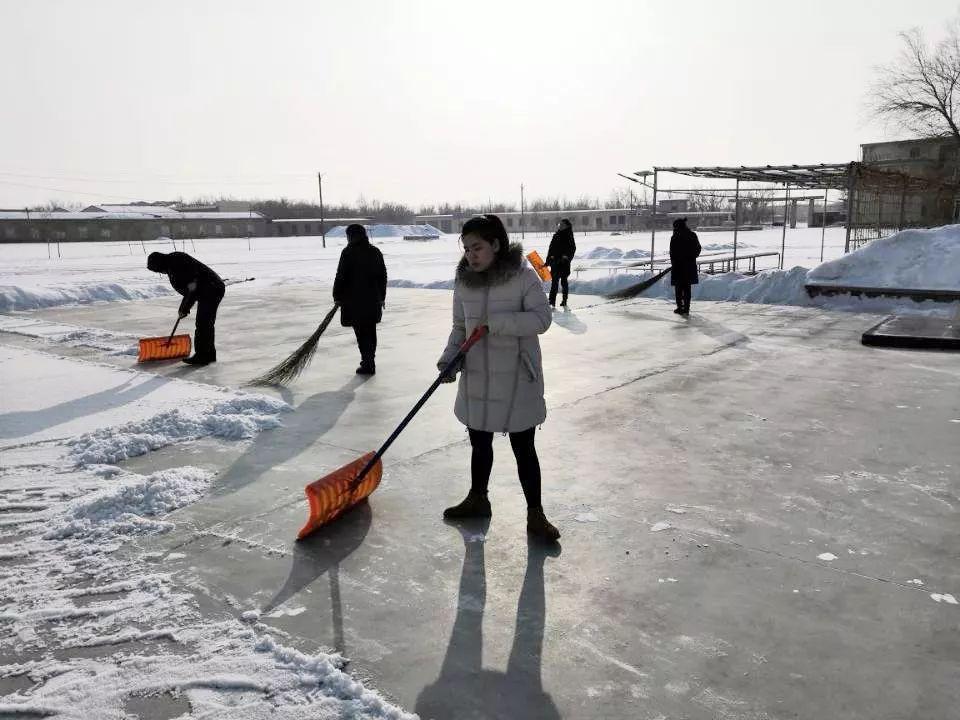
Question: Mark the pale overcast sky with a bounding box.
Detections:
[1,0,958,209]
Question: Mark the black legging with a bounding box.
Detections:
[468,427,542,510]
[674,283,691,311]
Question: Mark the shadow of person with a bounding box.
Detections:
[211,375,369,496]
[551,309,588,335]
[415,527,562,720]
[0,374,169,440]
[262,500,372,654]
[684,314,750,347]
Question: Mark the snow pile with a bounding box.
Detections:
[586,246,624,259]
[808,224,960,289]
[0,316,139,355]
[68,395,289,466]
[0,280,173,313]
[327,223,443,238]
[46,466,212,539]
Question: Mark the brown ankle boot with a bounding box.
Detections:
[527,507,560,541]
[443,490,492,519]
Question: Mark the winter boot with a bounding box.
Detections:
[527,507,560,542]
[183,355,214,366]
[356,362,376,376]
[443,490,492,520]
[673,307,684,315]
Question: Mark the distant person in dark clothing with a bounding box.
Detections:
[147,251,225,365]
[334,224,387,375]
[669,218,701,315]
[545,218,576,308]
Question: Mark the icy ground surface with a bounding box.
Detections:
[1,225,959,718]
[0,347,414,719]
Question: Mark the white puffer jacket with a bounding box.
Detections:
[437,245,552,433]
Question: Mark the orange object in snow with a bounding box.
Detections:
[137,334,191,362]
[526,250,552,281]
[297,452,383,539]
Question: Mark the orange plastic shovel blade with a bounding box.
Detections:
[297,451,383,540]
[138,334,192,362]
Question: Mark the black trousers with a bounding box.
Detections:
[674,283,692,312]
[549,274,569,306]
[194,285,224,360]
[548,260,571,306]
[353,322,378,367]
[468,427,542,510]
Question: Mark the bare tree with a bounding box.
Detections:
[870,20,960,142]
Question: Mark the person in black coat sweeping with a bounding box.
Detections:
[669,218,701,315]
[545,218,576,308]
[333,224,387,375]
[147,251,225,365]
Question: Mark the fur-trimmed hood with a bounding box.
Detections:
[456,243,525,288]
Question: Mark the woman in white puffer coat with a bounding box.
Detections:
[437,214,560,541]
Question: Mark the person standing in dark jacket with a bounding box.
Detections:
[333,224,387,375]
[669,218,701,315]
[147,251,225,365]
[545,218,576,308]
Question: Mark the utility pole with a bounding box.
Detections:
[520,183,525,240]
[318,172,326,249]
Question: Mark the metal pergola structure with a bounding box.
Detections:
[619,162,958,268]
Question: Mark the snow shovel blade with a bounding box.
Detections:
[137,334,192,362]
[526,250,552,282]
[297,451,383,540]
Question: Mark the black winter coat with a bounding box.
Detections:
[546,228,576,277]
[333,237,387,326]
[669,226,701,286]
[163,252,225,315]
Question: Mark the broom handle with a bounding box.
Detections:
[164,317,181,346]
[349,325,488,489]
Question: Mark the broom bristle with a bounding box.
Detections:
[605,266,672,300]
[249,304,339,386]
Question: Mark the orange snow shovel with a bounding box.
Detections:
[526,250,552,282]
[138,317,191,362]
[297,325,489,539]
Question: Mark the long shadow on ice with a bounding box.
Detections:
[212,375,369,496]
[416,525,562,720]
[0,374,168,440]
[262,500,372,654]
[551,309,588,335]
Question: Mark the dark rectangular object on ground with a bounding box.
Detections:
[806,283,960,303]
[862,314,960,350]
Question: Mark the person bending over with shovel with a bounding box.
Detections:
[438,214,560,542]
[147,251,225,366]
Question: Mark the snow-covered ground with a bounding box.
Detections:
[2,224,958,317]
[0,346,414,718]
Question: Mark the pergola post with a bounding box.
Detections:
[650,169,658,268]
[732,177,740,266]
[844,164,856,254]
[820,189,828,263]
[780,185,790,269]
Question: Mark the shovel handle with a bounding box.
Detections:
[164,317,181,346]
[348,325,489,491]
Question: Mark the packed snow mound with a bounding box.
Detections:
[327,223,443,238]
[0,280,173,312]
[586,246,624,259]
[808,225,960,289]
[45,466,213,539]
[68,395,289,466]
